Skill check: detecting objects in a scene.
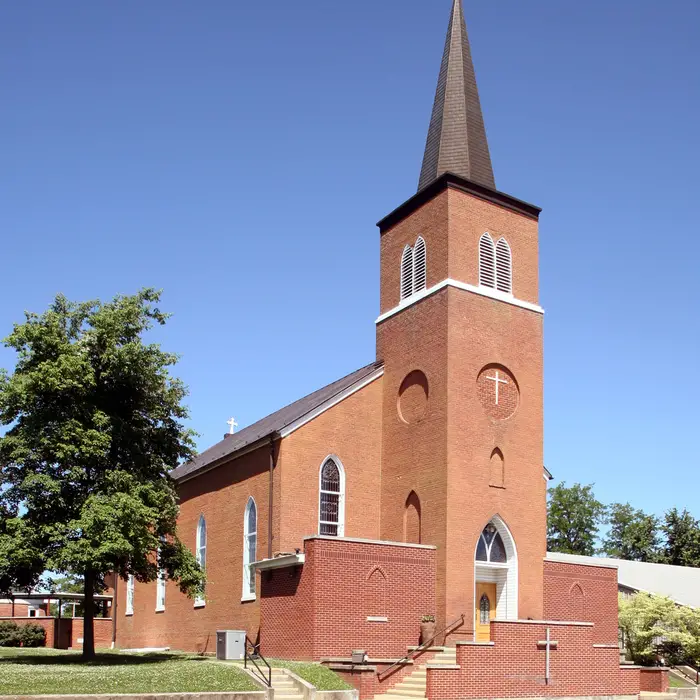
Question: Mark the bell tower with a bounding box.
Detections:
[376,0,546,639]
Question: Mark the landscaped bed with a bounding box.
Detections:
[0,649,259,696]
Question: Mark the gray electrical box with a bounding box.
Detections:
[216,630,246,660]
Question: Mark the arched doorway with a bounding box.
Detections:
[473,516,518,641]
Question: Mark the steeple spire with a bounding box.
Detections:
[418,0,495,192]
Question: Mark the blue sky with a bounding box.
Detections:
[1,0,698,519]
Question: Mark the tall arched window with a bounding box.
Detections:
[125,575,135,616]
[413,237,427,294]
[400,245,414,300]
[242,497,257,600]
[496,238,512,294]
[476,523,507,563]
[195,515,206,607]
[479,233,496,288]
[319,457,345,537]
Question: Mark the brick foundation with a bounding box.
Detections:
[639,667,670,693]
[260,537,436,660]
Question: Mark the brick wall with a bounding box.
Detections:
[639,667,669,693]
[543,560,619,645]
[260,538,436,660]
[426,620,639,699]
[68,618,114,648]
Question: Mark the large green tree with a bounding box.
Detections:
[601,503,661,562]
[547,482,607,556]
[0,289,204,659]
[660,508,700,567]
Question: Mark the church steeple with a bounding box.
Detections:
[418,0,495,192]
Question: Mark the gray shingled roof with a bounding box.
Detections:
[171,361,383,483]
[547,552,700,609]
[419,0,495,191]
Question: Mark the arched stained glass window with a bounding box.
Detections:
[319,457,345,537]
[195,515,206,606]
[479,594,491,625]
[476,524,508,563]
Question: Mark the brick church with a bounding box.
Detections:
[116,2,668,698]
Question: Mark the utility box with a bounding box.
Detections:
[216,630,246,661]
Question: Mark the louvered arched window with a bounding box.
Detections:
[400,246,414,301]
[413,237,427,294]
[319,456,345,537]
[479,233,496,288]
[242,497,257,600]
[496,238,512,294]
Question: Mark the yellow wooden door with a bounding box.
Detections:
[475,582,497,642]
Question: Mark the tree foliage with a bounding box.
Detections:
[0,289,205,659]
[547,482,607,556]
[601,503,661,562]
[660,508,700,567]
[619,592,700,666]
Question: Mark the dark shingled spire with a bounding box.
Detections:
[418,0,495,192]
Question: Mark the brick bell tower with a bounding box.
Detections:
[376,0,546,641]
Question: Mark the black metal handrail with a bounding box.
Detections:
[672,664,700,686]
[244,636,272,688]
[377,614,465,682]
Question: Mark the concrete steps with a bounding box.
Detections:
[270,670,305,700]
[373,648,457,700]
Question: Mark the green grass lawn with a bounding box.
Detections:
[0,648,259,696]
[265,660,352,691]
[669,673,692,688]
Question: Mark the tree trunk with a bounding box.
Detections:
[82,569,96,660]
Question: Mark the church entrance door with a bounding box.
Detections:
[475,582,496,642]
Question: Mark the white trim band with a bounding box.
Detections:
[376,278,544,324]
[253,553,305,571]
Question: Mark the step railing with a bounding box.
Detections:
[377,614,465,682]
[244,636,272,688]
[672,664,700,686]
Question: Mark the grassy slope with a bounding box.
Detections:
[0,649,259,696]
[266,660,352,691]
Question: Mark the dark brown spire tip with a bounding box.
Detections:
[418,0,495,192]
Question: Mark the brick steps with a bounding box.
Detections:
[373,649,457,700]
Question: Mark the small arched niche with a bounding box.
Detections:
[404,491,422,544]
[489,448,505,488]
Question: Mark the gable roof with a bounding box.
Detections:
[171,361,384,483]
[546,552,700,609]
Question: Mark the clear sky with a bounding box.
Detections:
[1,0,698,519]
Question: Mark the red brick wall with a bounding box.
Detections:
[0,603,29,616]
[68,618,113,648]
[543,560,619,645]
[377,186,545,636]
[640,668,669,693]
[427,620,638,699]
[260,538,436,661]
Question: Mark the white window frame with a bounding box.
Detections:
[479,232,496,289]
[242,497,258,602]
[126,575,134,616]
[155,567,166,612]
[495,238,513,295]
[413,236,427,294]
[318,455,346,537]
[400,245,414,301]
[195,515,206,608]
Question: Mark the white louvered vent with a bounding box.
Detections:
[400,245,414,301]
[413,237,427,293]
[496,238,512,294]
[479,233,496,288]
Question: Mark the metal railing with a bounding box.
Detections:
[672,664,700,686]
[244,636,272,688]
[377,614,465,682]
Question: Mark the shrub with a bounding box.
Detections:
[0,621,21,647]
[19,623,46,648]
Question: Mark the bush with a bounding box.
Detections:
[0,621,21,647]
[19,623,46,648]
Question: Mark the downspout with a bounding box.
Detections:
[268,435,277,559]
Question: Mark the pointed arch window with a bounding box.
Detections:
[319,457,345,537]
[476,524,507,563]
[413,237,427,293]
[195,515,206,607]
[479,233,496,288]
[496,238,512,294]
[400,246,414,300]
[242,497,257,600]
[156,564,166,612]
[399,237,428,302]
